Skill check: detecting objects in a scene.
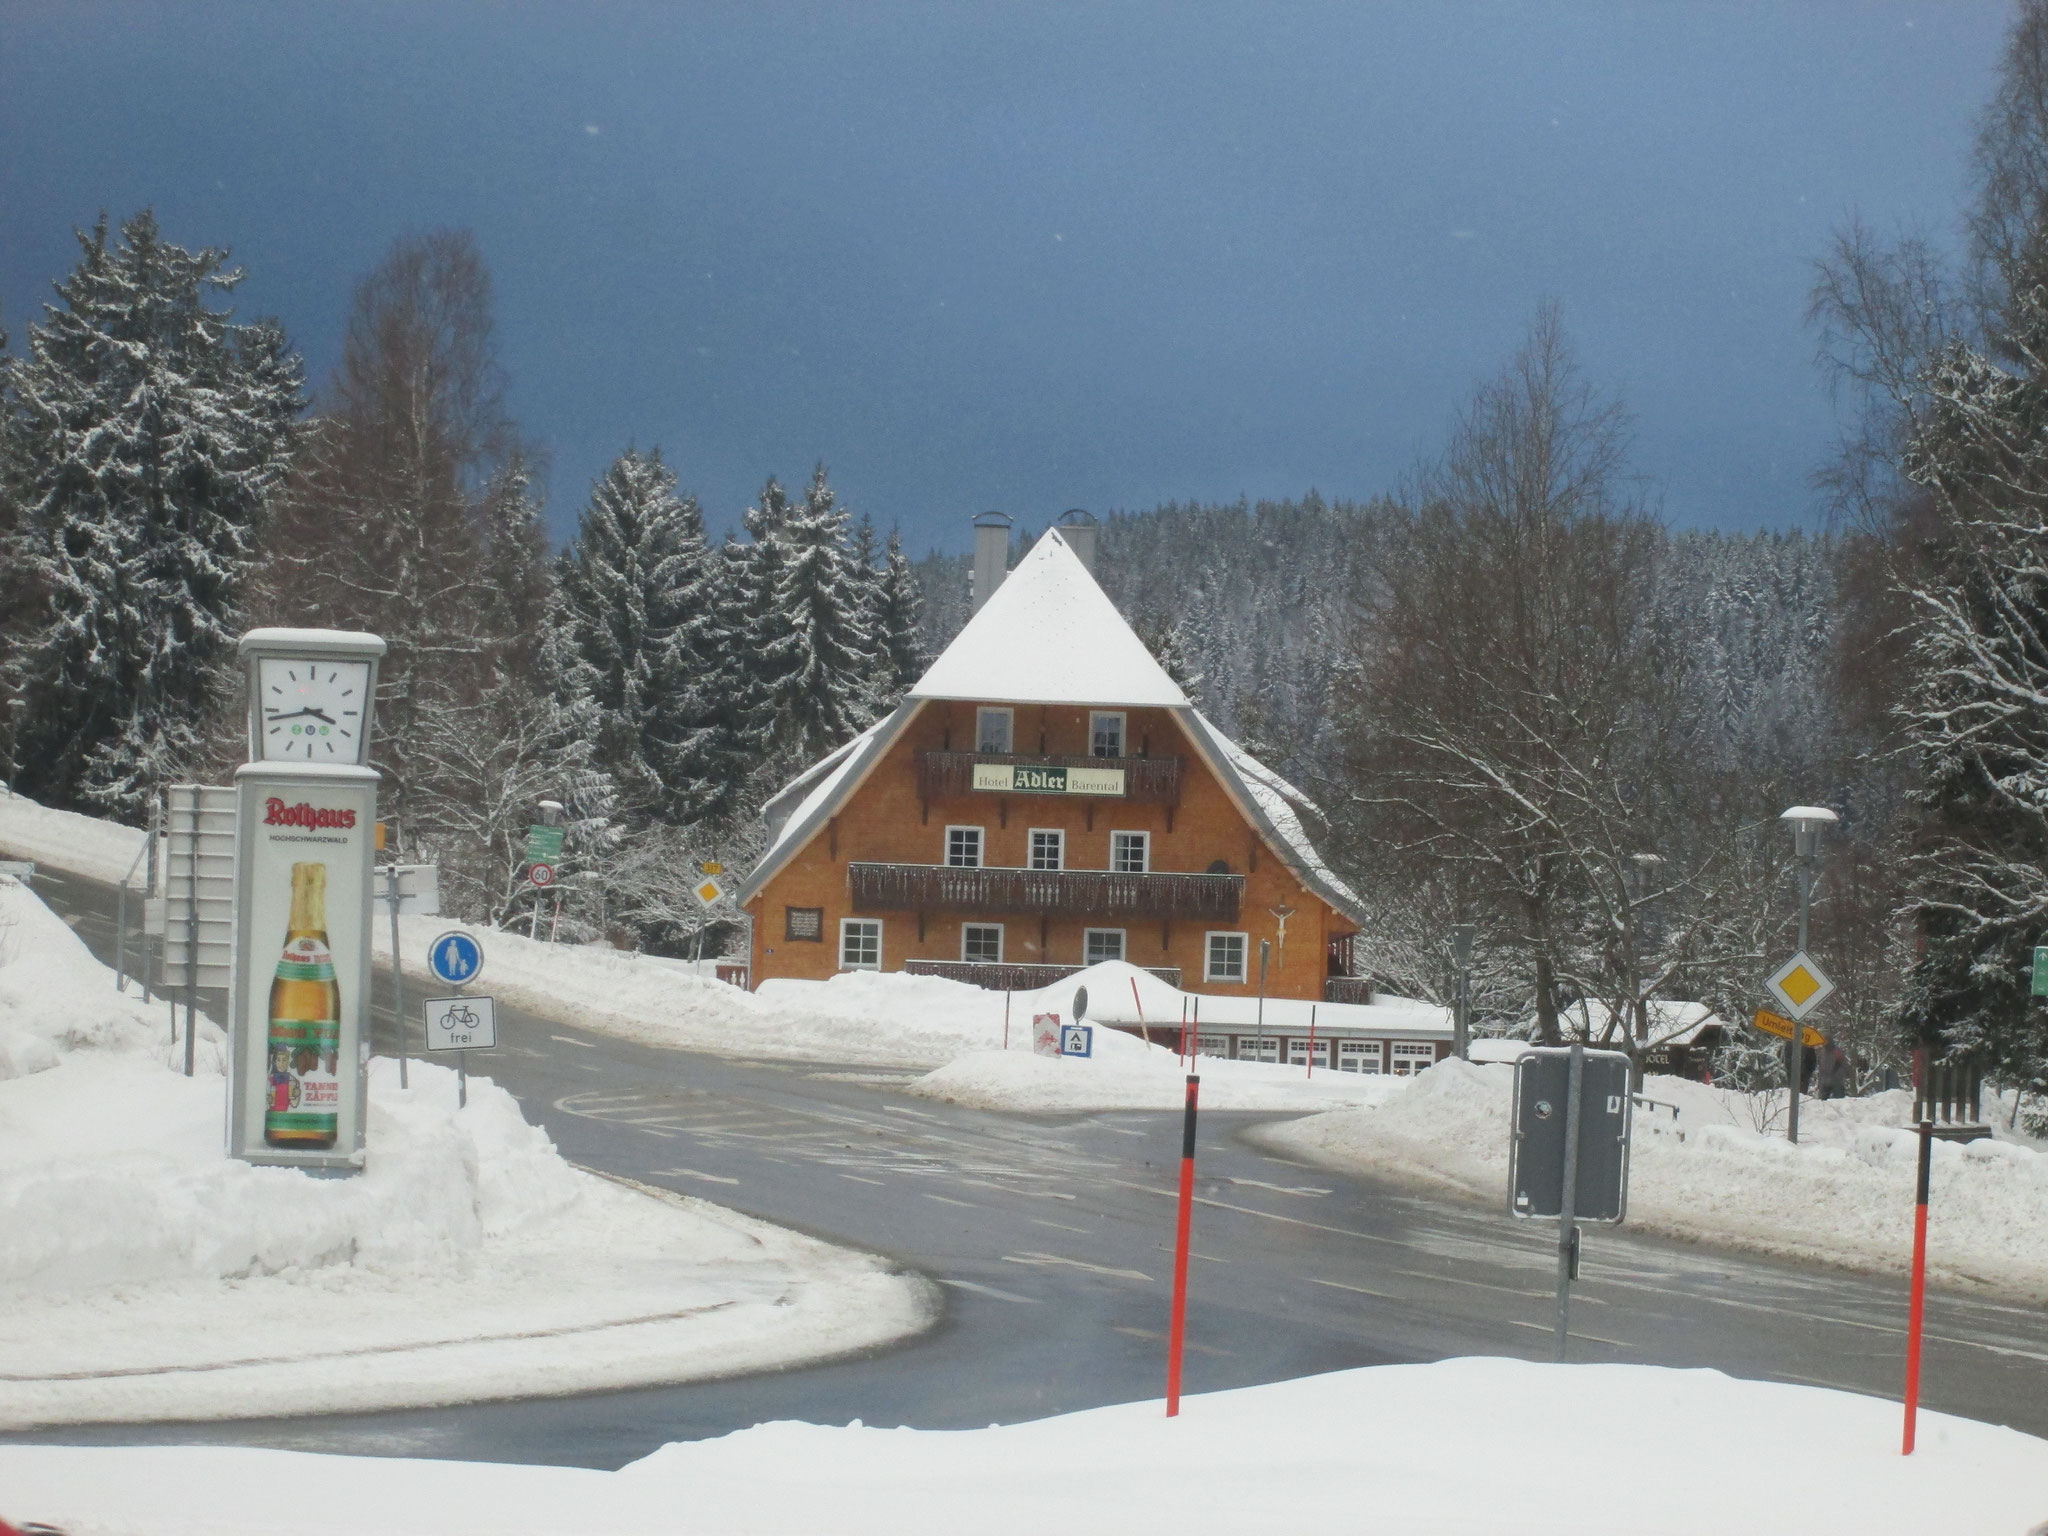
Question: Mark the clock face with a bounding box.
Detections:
[258,657,371,762]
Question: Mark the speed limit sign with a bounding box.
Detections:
[528,862,556,888]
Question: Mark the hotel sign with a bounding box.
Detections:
[971,761,1126,796]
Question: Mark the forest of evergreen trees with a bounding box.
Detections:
[12,3,2048,1125]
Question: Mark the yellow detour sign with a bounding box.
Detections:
[700,861,724,875]
[1753,1008,1824,1049]
[1765,950,1836,1019]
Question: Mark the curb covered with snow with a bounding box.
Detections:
[1257,1057,2048,1303]
[0,877,933,1428]
[4,1358,2044,1536]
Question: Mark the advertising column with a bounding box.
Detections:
[227,765,379,1169]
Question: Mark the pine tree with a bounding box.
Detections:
[552,448,703,814]
[2,212,302,818]
[757,464,880,760]
[873,526,927,700]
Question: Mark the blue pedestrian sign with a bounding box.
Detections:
[428,930,484,987]
[1060,1023,1094,1058]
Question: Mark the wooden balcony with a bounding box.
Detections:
[906,959,1183,991]
[1324,977,1375,1005]
[848,861,1242,922]
[917,750,1181,806]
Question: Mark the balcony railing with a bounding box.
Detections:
[917,750,1181,806]
[906,959,1183,991]
[1324,977,1375,1006]
[849,862,1241,922]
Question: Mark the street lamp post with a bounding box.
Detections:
[1779,806,1838,1145]
[1452,923,1475,1061]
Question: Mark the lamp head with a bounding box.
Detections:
[1780,805,1837,859]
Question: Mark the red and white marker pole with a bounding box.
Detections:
[1166,1073,1200,1417]
[1902,1115,1933,1454]
[1306,1004,1318,1079]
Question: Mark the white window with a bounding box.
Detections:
[839,919,882,971]
[1090,711,1125,758]
[976,707,1013,754]
[1029,828,1065,871]
[946,826,984,868]
[1084,928,1125,965]
[1338,1040,1385,1074]
[962,923,1004,963]
[1196,1034,1230,1057]
[1110,830,1150,874]
[1236,1036,1279,1063]
[1205,930,1248,982]
[1287,1038,1330,1067]
[1391,1042,1438,1076]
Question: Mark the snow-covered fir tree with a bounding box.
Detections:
[2,211,301,819]
[873,526,927,701]
[755,465,880,760]
[551,448,708,817]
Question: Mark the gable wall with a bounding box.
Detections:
[747,701,1346,999]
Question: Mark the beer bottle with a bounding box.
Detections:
[265,861,341,1149]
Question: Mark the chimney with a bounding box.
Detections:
[971,511,1013,614]
[1056,508,1098,574]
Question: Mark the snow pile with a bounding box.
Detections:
[0,879,930,1427]
[911,1040,1412,1114]
[1261,1057,2048,1300]
[5,1358,2044,1536]
[0,786,146,886]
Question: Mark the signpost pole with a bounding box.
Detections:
[1452,923,1475,1061]
[1554,1041,1584,1361]
[1902,1116,1933,1454]
[1166,1072,1200,1417]
[1788,856,1809,1145]
[458,1048,468,1109]
[183,789,199,1079]
[144,796,159,1005]
[1254,939,1270,1053]
[388,864,408,1090]
[1003,991,1011,1051]
[1306,1004,1317,1079]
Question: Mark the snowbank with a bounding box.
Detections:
[911,1042,1412,1113]
[0,787,146,886]
[1260,1057,2048,1301]
[4,1358,2042,1536]
[0,877,931,1428]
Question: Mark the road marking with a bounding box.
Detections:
[639,1127,676,1138]
[840,1174,885,1186]
[1031,1218,1092,1235]
[550,1035,598,1048]
[656,1168,738,1185]
[883,1105,941,1119]
[1111,1324,1229,1356]
[925,1193,977,1208]
[1388,1266,1549,1299]
[1100,1127,1146,1137]
[1153,1244,1228,1264]
[940,1278,1041,1305]
[1510,1320,1631,1349]
[1003,1251,1153,1283]
[1225,1177,1331,1197]
[1309,1277,1404,1301]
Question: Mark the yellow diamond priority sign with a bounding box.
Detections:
[692,876,725,908]
[1765,951,1835,1020]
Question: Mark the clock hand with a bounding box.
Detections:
[266,707,315,722]
[304,708,337,725]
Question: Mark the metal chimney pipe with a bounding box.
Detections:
[972,511,1013,613]
[1056,508,1098,574]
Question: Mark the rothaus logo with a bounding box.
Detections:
[264,797,358,831]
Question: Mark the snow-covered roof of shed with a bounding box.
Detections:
[908,530,1190,709]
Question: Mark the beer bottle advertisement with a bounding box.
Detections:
[228,766,377,1169]
[265,862,341,1147]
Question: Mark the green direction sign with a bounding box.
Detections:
[2033,946,2048,998]
[524,824,565,865]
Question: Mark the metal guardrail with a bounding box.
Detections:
[916,750,1182,805]
[849,861,1242,922]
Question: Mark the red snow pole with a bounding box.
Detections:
[1902,1116,1933,1454]
[1166,1073,1200,1417]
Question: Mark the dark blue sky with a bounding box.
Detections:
[0,3,2011,550]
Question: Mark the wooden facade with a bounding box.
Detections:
[745,699,1358,998]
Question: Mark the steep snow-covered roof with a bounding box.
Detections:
[908,530,1190,709]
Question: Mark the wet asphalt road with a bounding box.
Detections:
[10,863,2048,1468]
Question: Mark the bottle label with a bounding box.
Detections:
[266,938,340,1140]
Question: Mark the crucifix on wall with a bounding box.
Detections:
[1269,901,1298,951]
